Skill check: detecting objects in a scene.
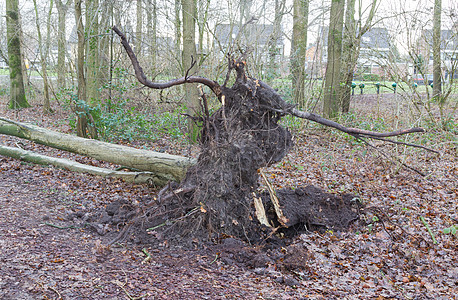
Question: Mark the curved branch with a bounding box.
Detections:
[112,26,221,97]
[289,108,425,138]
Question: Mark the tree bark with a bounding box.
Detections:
[0,118,195,184]
[0,145,163,185]
[290,0,309,108]
[340,0,377,113]
[323,0,345,118]
[6,0,29,109]
[432,0,442,100]
[174,0,181,74]
[33,0,53,114]
[146,0,157,75]
[181,0,200,140]
[266,0,286,85]
[55,0,71,90]
[86,0,100,105]
[136,0,143,54]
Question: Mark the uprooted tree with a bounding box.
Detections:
[106,27,432,245]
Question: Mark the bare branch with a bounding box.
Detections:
[357,136,426,176]
[365,136,439,154]
[112,26,221,97]
[289,108,425,138]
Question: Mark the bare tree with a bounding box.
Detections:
[340,0,378,113]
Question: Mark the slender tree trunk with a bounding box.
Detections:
[6,0,29,109]
[197,0,210,59]
[340,0,377,113]
[33,0,53,114]
[267,0,286,82]
[136,0,143,54]
[55,0,70,90]
[290,0,309,108]
[323,0,345,118]
[86,0,99,105]
[74,0,88,137]
[432,0,442,100]
[340,0,356,113]
[146,0,157,75]
[181,0,200,140]
[175,0,182,74]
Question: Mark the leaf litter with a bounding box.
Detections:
[0,94,456,299]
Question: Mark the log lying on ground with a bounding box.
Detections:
[0,118,195,184]
[0,145,160,184]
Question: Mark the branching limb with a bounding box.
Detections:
[112,26,221,97]
[356,136,426,176]
[290,108,425,138]
[365,135,439,154]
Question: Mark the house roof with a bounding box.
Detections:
[422,29,458,51]
[360,27,391,49]
[320,26,391,50]
[214,23,283,48]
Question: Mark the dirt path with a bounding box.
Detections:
[0,161,296,299]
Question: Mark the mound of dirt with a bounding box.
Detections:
[89,59,362,247]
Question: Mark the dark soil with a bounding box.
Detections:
[127,61,360,246]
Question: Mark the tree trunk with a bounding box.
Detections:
[340,0,377,113]
[340,0,356,113]
[174,0,181,74]
[432,0,442,100]
[290,0,309,108]
[0,118,195,184]
[0,145,163,185]
[55,0,71,90]
[6,0,29,109]
[74,0,90,138]
[86,0,100,105]
[323,0,345,118]
[267,0,286,83]
[33,0,53,114]
[136,0,143,54]
[181,0,200,140]
[146,0,157,75]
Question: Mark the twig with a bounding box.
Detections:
[48,286,63,300]
[365,135,439,154]
[112,280,148,300]
[420,216,438,244]
[184,55,197,80]
[210,253,219,264]
[356,136,426,176]
[141,248,152,264]
[43,222,78,230]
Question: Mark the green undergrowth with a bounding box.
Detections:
[59,86,188,143]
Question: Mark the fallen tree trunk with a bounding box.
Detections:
[0,145,160,184]
[0,118,195,184]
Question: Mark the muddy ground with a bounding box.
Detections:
[0,94,457,299]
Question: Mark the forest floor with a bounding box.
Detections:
[0,93,456,299]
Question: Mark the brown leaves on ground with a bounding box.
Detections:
[0,95,456,299]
